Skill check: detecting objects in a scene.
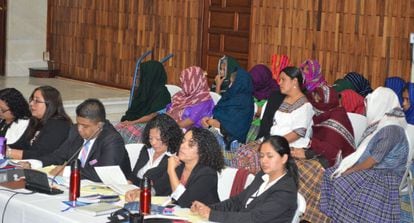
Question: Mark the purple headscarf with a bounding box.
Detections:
[249,64,279,100]
[300,59,327,92]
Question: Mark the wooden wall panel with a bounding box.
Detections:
[249,0,414,88]
[48,0,203,88]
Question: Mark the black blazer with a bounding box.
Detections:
[9,118,71,160]
[39,121,131,182]
[209,171,297,223]
[150,162,220,207]
[127,146,169,191]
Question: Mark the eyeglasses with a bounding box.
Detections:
[29,98,46,104]
[0,108,9,113]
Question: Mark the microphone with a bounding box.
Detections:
[51,124,103,185]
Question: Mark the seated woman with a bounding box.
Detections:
[211,55,240,94]
[127,114,183,195]
[300,59,327,92]
[166,66,214,130]
[344,72,373,97]
[338,89,365,115]
[116,60,171,144]
[191,135,298,223]
[126,127,224,208]
[258,66,314,148]
[201,68,254,148]
[293,85,355,168]
[246,64,279,143]
[385,76,406,105]
[403,82,414,124]
[290,86,355,223]
[0,88,31,144]
[320,87,409,222]
[7,86,72,160]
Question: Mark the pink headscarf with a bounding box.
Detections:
[168,66,212,121]
[300,59,327,92]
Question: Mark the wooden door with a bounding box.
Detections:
[201,0,252,83]
[0,0,6,76]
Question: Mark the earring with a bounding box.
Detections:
[293,85,297,89]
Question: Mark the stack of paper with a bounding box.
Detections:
[94,166,138,195]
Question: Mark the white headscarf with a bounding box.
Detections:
[332,87,407,178]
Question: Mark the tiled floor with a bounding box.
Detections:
[0,76,130,121]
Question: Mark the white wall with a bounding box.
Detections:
[6,0,47,76]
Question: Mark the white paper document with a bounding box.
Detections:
[94,165,138,195]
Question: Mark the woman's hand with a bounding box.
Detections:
[191,201,211,219]
[18,161,31,169]
[125,188,141,202]
[167,155,181,174]
[291,148,306,159]
[200,117,210,128]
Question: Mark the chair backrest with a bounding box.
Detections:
[165,84,182,97]
[259,101,268,120]
[209,91,221,105]
[291,193,306,223]
[347,112,368,146]
[217,167,254,201]
[125,143,145,168]
[400,124,414,189]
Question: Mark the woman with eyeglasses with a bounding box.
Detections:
[7,86,72,160]
[0,88,31,144]
[191,135,298,223]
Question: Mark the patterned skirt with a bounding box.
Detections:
[229,141,261,174]
[115,123,146,144]
[320,167,402,223]
[295,159,331,223]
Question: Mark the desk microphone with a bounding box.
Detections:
[51,124,103,185]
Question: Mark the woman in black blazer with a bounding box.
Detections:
[126,127,225,208]
[192,135,298,223]
[126,114,183,194]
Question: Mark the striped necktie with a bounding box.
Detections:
[80,141,91,167]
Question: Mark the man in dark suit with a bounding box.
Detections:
[42,98,131,182]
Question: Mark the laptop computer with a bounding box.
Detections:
[24,169,63,195]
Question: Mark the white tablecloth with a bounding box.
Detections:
[0,187,110,223]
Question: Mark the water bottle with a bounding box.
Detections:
[0,137,6,159]
[230,140,239,152]
[140,177,151,214]
[69,159,81,201]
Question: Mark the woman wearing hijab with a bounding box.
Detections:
[201,68,254,148]
[300,59,327,92]
[332,78,356,93]
[116,60,171,144]
[403,82,414,124]
[246,64,279,143]
[288,86,354,223]
[320,87,409,222]
[385,76,406,105]
[338,89,365,115]
[344,72,373,97]
[211,55,240,94]
[166,66,214,130]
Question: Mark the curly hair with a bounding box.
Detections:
[187,127,224,173]
[141,114,183,153]
[0,88,31,122]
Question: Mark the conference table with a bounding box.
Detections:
[0,181,207,223]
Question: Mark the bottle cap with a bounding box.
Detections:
[71,159,80,170]
[141,176,150,189]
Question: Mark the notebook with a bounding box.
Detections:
[94,166,138,195]
[74,202,120,216]
[24,169,63,195]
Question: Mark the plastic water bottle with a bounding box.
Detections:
[230,140,239,152]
